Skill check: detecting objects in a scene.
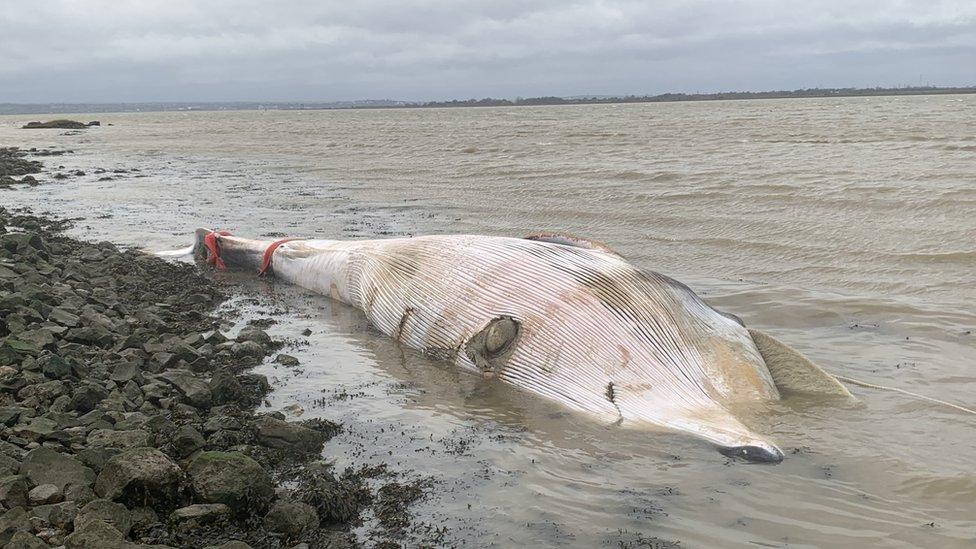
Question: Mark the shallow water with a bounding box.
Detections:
[2,95,975,547]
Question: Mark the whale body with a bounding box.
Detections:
[190,230,851,462]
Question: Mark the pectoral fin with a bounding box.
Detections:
[749,329,854,399]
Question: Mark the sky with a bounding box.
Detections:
[1,0,974,103]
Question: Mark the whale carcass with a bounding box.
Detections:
[189,230,851,462]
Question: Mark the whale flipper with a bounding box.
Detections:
[749,329,853,398]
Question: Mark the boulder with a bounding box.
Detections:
[208,371,243,405]
[230,341,265,360]
[264,499,319,536]
[63,519,124,549]
[22,120,88,130]
[0,406,28,427]
[87,428,150,449]
[186,452,274,513]
[39,354,73,379]
[48,307,81,327]
[5,531,48,549]
[273,354,299,366]
[0,475,30,508]
[64,483,97,505]
[172,425,205,458]
[253,416,326,455]
[20,447,95,490]
[70,385,109,413]
[157,370,211,409]
[205,542,253,549]
[29,500,78,529]
[74,498,132,536]
[94,447,181,505]
[235,326,271,346]
[12,416,57,440]
[0,507,30,545]
[0,453,19,476]
[27,483,62,505]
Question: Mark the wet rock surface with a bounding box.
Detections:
[0,202,433,547]
[21,120,92,130]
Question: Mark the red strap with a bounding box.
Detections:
[257,238,296,277]
[203,230,232,270]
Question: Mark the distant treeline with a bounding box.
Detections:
[2,86,974,115]
[390,87,976,109]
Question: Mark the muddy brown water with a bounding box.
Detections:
[2,95,975,547]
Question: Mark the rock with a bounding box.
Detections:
[0,406,28,427]
[69,385,109,413]
[94,447,181,505]
[27,483,62,505]
[66,324,116,347]
[264,499,319,537]
[74,498,132,536]
[205,542,253,549]
[5,531,48,549]
[282,403,304,417]
[63,519,124,549]
[253,417,326,455]
[64,483,96,505]
[22,120,88,130]
[0,441,27,462]
[87,429,150,449]
[157,370,211,409]
[273,354,300,366]
[0,507,30,545]
[29,500,78,529]
[235,327,271,346]
[230,341,265,360]
[110,362,140,383]
[208,371,243,405]
[170,503,231,523]
[76,447,119,474]
[0,475,30,508]
[238,373,271,404]
[39,354,73,379]
[203,415,243,433]
[0,454,19,476]
[127,505,157,532]
[12,416,57,440]
[172,425,205,458]
[48,307,81,327]
[186,451,274,513]
[20,447,95,490]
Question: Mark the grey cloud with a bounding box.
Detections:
[0,0,973,102]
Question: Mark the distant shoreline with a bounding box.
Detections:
[2,86,974,115]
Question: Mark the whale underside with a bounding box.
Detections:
[191,230,851,463]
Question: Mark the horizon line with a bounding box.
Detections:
[2,85,974,115]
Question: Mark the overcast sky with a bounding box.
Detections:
[1,0,973,103]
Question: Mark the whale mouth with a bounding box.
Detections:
[718,444,785,463]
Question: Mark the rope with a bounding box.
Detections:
[834,375,976,416]
[203,230,232,270]
[257,238,297,277]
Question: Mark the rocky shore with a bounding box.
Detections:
[0,150,429,548]
[0,148,42,190]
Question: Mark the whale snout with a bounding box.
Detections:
[719,443,785,464]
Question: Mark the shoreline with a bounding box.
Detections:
[0,148,433,548]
